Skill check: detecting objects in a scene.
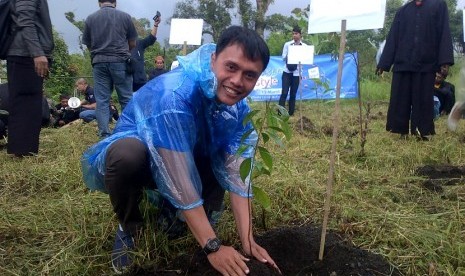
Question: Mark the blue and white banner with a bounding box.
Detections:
[250,53,359,102]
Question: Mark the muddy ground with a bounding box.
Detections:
[416,164,465,193]
[131,225,400,276]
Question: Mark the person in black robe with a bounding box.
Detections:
[376,0,454,139]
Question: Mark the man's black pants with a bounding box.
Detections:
[7,57,44,155]
[105,137,225,236]
[279,72,299,116]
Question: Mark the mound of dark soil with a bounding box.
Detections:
[416,165,465,179]
[133,225,400,276]
[296,116,317,135]
[416,165,465,192]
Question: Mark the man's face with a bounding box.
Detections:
[155,59,164,69]
[60,99,69,107]
[292,31,302,42]
[211,43,263,106]
[435,73,444,84]
[75,82,86,92]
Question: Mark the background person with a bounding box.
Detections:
[81,26,279,275]
[75,78,97,122]
[148,55,168,80]
[75,78,117,124]
[376,0,454,140]
[131,14,161,91]
[278,26,306,116]
[6,0,54,157]
[433,72,455,115]
[0,83,9,139]
[82,0,138,138]
[53,95,79,127]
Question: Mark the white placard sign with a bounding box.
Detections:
[287,45,315,65]
[308,67,320,79]
[308,0,386,34]
[169,19,204,45]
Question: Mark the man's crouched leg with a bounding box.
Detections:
[105,137,152,273]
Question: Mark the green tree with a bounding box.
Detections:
[237,0,255,29]
[171,0,284,39]
[172,0,234,42]
[45,30,77,100]
[64,11,86,52]
[254,0,275,37]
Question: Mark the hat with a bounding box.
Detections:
[292,26,301,34]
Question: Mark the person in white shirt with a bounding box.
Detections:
[278,26,306,116]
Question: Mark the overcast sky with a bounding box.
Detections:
[48,0,312,53]
[49,0,465,53]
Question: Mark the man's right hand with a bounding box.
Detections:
[207,245,250,276]
[375,67,383,76]
[154,16,161,26]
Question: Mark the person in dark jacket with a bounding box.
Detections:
[0,83,8,139]
[148,55,168,80]
[376,0,454,140]
[433,72,455,115]
[53,95,80,127]
[83,0,138,138]
[6,0,54,157]
[131,15,161,91]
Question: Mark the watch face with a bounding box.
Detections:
[205,238,221,253]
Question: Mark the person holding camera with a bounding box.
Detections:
[82,0,138,138]
[278,26,306,116]
[131,12,162,92]
[53,95,80,127]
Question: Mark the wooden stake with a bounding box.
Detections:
[298,61,303,132]
[182,41,187,56]
[319,19,347,261]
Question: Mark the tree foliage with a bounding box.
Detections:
[45,30,77,100]
[172,0,234,42]
[254,0,275,37]
[172,0,280,39]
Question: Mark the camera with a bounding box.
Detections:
[153,11,161,22]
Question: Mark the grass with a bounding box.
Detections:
[1,81,465,275]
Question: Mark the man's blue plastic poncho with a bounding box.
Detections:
[81,44,258,210]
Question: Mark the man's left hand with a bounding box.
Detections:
[242,241,281,274]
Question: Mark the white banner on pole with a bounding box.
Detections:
[169,19,204,45]
[308,0,387,34]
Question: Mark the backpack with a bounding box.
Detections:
[0,0,14,60]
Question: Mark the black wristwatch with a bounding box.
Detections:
[203,237,222,255]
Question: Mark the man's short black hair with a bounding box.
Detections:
[215,26,270,72]
[59,94,70,100]
[292,26,302,34]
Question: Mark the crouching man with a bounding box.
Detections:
[81,26,280,275]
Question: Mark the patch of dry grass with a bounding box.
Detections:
[0,96,464,275]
